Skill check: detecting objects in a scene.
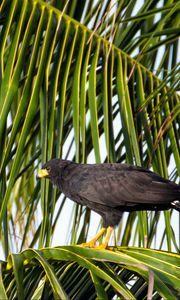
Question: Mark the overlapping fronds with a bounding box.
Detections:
[0,0,179,297]
[1,246,179,299]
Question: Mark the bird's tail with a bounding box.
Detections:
[171,201,180,212]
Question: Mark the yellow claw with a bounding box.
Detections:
[80,227,106,248]
[93,243,108,250]
[80,240,97,248]
[80,226,113,249]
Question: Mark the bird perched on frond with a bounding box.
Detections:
[37,159,180,249]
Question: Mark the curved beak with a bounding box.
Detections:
[37,169,49,179]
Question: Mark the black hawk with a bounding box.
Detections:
[37,159,180,249]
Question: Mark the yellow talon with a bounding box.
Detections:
[80,226,113,249]
[80,240,97,248]
[80,227,106,248]
[93,243,108,250]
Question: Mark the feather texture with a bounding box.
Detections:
[38,159,180,227]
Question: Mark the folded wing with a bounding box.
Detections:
[75,164,179,208]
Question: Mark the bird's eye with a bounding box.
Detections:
[46,166,51,172]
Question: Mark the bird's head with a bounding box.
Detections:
[37,159,71,186]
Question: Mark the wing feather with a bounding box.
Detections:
[72,164,179,207]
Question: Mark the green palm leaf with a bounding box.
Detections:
[0,246,179,299]
[0,0,179,298]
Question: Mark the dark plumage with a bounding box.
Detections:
[37,159,180,247]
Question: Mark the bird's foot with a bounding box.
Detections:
[79,227,106,248]
[80,241,108,249]
[93,243,108,250]
[79,226,113,250]
[80,239,97,248]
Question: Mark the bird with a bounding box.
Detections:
[37,159,180,249]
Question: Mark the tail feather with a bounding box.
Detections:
[171,201,180,212]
